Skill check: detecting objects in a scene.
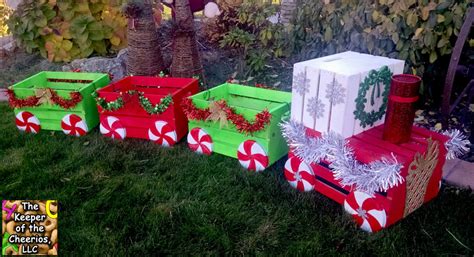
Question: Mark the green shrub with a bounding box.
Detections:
[7,0,128,62]
[219,0,286,76]
[288,0,469,79]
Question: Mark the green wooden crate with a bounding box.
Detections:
[10,71,110,135]
[186,83,292,171]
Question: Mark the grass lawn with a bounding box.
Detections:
[0,103,473,256]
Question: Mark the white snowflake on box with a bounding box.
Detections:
[326,79,345,106]
[307,97,325,119]
[293,72,310,96]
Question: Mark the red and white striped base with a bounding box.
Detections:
[148,120,177,147]
[237,140,269,172]
[284,157,316,192]
[344,191,387,232]
[100,116,126,140]
[187,127,213,155]
[15,111,41,134]
[61,114,88,136]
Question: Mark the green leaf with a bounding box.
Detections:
[437,14,446,23]
[88,22,104,41]
[57,2,71,12]
[62,40,73,51]
[89,3,104,14]
[62,10,75,21]
[429,51,437,63]
[324,27,333,41]
[34,16,48,27]
[74,2,91,13]
[41,7,56,20]
[391,33,399,44]
[437,37,449,48]
[92,40,107,54]
[406,11,418,27]
[71,15,94,35]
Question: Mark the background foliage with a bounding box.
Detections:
[7,0,128,62]
[217,0,470,99]
[288,0,470,98]
[218,0,287,76]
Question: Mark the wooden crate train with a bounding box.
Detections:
[8,52,469,232]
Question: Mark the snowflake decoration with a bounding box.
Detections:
[306,97,325,119]
[326,79,345,106]
[293,72,310,96]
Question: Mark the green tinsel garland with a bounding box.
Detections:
[93,91,173,115]
[92,91,124,112]
[138,93,173,115]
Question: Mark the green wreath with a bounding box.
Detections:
[353,66,393,128]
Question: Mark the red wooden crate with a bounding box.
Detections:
[96,76,199,146]
[286,125,449,232]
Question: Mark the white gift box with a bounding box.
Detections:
[291,51,405,138]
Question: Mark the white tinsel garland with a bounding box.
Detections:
[280,120,404,195]
[442,129,471,160]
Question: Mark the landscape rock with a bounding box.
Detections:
[62,48,128,82]
[0,36,17,53]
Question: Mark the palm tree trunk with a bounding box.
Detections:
[280,0,296,24]
[127,1,164,76]
[171,0,203,79]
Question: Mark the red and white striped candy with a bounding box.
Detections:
[187,127,213,155]
[15,111,41,134]
[284,157,316,192]
[100,116,126,140]
[237,140,269,172]
[61,114,88,136]
[344,191,387,232]
[148,120,177,147]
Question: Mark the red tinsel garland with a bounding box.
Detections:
[7,88,82,109]
[181,98,272,134]
[49,90,83,109]
[7,89,40,108]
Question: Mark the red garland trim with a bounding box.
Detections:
[7,89,40,108]
[49,90,83,109]
[181,97,211,120]
[7,88,82,109]
[181,98,272,134]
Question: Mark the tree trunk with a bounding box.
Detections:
[280,0,297,24]
[127,1,164,76]
[171,0,203,79]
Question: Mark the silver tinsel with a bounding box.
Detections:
[442,129,471,160]
[280,120,404,195]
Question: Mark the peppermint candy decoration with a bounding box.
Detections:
[15,111,41,134]
[344,191,387,232]
[100,116,126,140]
[61,114,88,136]
[284,157,316,192]
[187,127,213,155]
[237,140,269,172]
[148,120,177,147]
